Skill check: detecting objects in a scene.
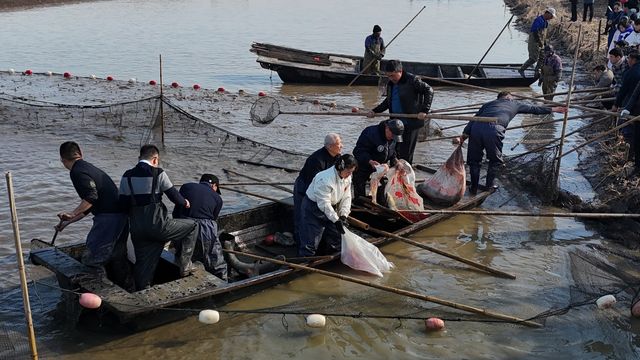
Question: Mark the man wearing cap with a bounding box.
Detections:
[173,174,226,280]
[56,141,130,286]
[353,119,404,201]
[368,60,433,164]
[459,91,567,194]
[519,7,556,77]
[539,45,563,100]
[293,133,342,245]
[362,25,385,74]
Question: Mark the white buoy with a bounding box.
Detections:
[46,71,53,76]
[8,68,15,75]
[128,78,137,84]
[90,74,97,80]
[198,309,220,324]
[306,314,326,328]
[596,294,617,309]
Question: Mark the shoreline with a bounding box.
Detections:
[0,0,97,11]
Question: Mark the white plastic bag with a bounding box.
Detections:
[369,164,389,204]
[340,229,394,277]
[384,160,423,211]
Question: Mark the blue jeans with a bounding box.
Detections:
[298,197,341,257]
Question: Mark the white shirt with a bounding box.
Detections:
[627,31,640,47]
[305,166,352,223]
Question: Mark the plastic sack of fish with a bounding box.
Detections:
[417,145,466,205]
[369,164,389,204]
[384,159,423,211]
[340,229,394,277]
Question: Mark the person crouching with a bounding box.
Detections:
[298,154,357,257]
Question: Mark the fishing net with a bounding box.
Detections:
[249,96,280,126]
[504,144,560,204]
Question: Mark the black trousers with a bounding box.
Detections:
[583,4,593,21]
[397,127,421,164]
[570,1,578,21]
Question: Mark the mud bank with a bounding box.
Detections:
[506,0,640,248]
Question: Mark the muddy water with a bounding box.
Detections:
[0,0,639,359]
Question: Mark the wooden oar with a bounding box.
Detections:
[467,14,515,82]
[392,209,640,219]
[222,168,294,194]
[222,182,295,186]
[224,249,541,327]
[51,220,63,246]
[347,219,516,279]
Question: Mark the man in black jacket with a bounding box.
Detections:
[293,133,342,244]
[368,60,433,164]
[119,144,198,290]
[352,119,404,201]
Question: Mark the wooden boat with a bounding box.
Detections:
[29,185,493,330]
[250,42,538,87]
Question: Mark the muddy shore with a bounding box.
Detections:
[506,0,640,248]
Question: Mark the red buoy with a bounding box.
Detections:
[313,99,320,105]
[351,107,359,113]
[171,82,179,88]
[217,87,225,92]
[264,234,275,245]
[63,72,72,78]
[24,69,33,75]
[258,91,266,97]
[149,80,157,85]
[193,84,201,90]
[107,76,114,81]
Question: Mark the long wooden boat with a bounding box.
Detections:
[29,186,493,331]
[250,42,537,87]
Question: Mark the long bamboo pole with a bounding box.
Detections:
[159,54,165,147]
[222,168,294,194]
[348,6,426,87]
[393,209,640,219]
[5,172,38,360]
[276,110,498,123]
[467,14,515,82]
[224,249,541,327]
[348,221,516,279]
[559,115,640,158]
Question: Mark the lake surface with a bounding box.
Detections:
[1,0,639,359]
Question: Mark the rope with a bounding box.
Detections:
[0,93,161,108]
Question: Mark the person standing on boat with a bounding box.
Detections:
[119,144,199,290]
[56,141,130,286]
[173,174,227,281]
[293,133,343,245]
[539,45,563,100]
[367,60,432,164]
[459,91,567,194]
[353,119,404,201]
[518,7,556,77]
[299,154,357,257]
[362,24,385,75]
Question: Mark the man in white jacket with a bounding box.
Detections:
[298,154,357,257]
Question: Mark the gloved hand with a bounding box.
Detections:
[334,219,346,234]
[621,109,631,117]
[339,215,348,226]
[537,78,543,87]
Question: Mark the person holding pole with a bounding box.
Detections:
[367,60,433,164]
[519,7,556,77]
[56,141,130,286]
[459,91,567,194]
[362,25,385,75]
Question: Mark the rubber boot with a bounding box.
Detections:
[469,165,480,195]
[486,164,498,189]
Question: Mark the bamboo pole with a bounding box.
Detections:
[5,172,38,359]
[159,54,165,147]
[222,168,294,194]
[221,182,295,186]
[597,19,602,51]
[559,115,640,158]
[348,221,516,279]
[348,6,426,86]
[224,249,541,327]
[394,208,640,219]
[467,14,515,82]
[431,101,487,114]
[569,97,615,105]
[276,110,498,123]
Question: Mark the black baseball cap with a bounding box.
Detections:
[200,173,221,194]
[386,119,404,142]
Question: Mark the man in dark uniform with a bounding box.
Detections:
[56,141,129,285]
[119,144,198,290]
[293,133,342,244]
[460,91,566,194]
[368,60,433,164]
[353,119,404,200]
[173,174,226,280]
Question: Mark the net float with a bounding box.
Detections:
[79,293,102,309]
[198,309,220,324]
[149,80,157,85]
[596,295,616,309]
[351,107,359,112]
[306,314,326,328]
[263,234,275,245]
[193,84,201,90]
[129,78,137,84]
[171,82,179,88]
[90,74,97,80]
[425,317,445,331]
[217,87,224,92]
[63,72,72,78]
[24,69,32,75]
[46,71,53,76]
[631,300,640,317]
[258,91,266,97]
[107,76,114,81]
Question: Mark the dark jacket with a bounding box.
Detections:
[616,63,640,108]
[119,162,186,212]
[372,71,434,130]
[70,159,122,215]
[353,121,398,169]
[173,182,223,220]
[297,147,340,186]
[463,99,552,136]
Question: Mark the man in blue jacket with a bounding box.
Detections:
[353,119,404,201]
[461,91,566,194]
[519,7,556,77]
[173,174,226,280]
[368,60,432,165]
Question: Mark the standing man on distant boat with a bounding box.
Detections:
[293,133,342,245]
[458,91,567,194]
[362,25,385,74]
[173,174,227,281]
[56,141,130,286]
[519,7,556,78]
[367,60,433,164]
